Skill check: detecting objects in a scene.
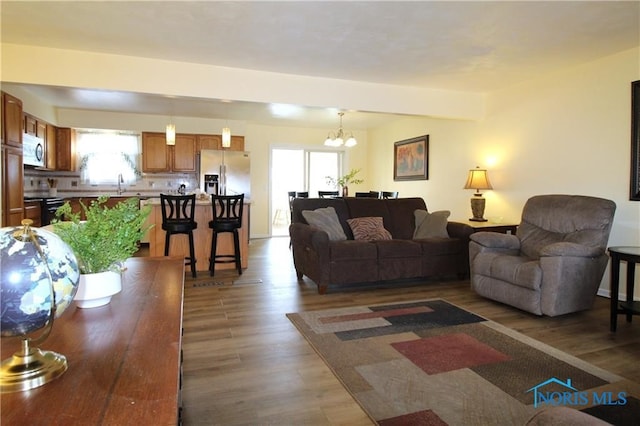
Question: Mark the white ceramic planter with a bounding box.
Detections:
[74,271,122,308]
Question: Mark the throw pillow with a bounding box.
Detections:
[302,207,347,241]
[413,210,450,239]
[347,217,392,241]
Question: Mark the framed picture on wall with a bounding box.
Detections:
[631,80,640,201]
[393,135,429,181]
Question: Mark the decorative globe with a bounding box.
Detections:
[0,224,80,337]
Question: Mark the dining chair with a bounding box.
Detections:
[355,192,376,198]
[318,190,339,198]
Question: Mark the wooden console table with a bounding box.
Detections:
[1,257,185,424]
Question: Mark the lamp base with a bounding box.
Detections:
[469,217,488,222]
[1,345,68,393]
[469,195,488,222]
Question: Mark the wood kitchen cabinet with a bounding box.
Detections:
[24,200,42,227]
[2,92,23,148]
[142,132,196,173]
[55,127,76,171]
[46,124,57,169]
[1,145,24,226]
[197,134,221,151]
[1,91,24,226]
[197,134,245,152]
[173,134,197,171]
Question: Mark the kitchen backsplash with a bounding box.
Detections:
[24,168,199,198]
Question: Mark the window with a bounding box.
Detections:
[76,130,141,184]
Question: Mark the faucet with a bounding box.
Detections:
[117,173,124,195]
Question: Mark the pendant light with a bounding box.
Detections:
[222,127,231,148]
[166,120,175,146]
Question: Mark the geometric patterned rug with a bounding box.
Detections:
[287,299,640,425]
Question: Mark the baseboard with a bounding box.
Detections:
[597,287,639,301]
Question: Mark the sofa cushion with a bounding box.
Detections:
[382,198,428,239]
[302,207,347,241]
[374,239,422,258]
[292,198,353,238]
[418,238,465,256]
[347,217,392,241]
[329,240,377,260]
[414,210,450,238]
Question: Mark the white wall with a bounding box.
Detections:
[367,47,640,298]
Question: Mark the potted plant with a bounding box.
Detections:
[326,168,364,197]
[52,196,152,308]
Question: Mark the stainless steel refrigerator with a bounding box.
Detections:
[199,150,251,198]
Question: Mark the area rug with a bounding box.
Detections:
[287,299,640,425]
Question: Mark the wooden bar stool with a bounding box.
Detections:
[160,194,198,278]
[209,194,244,276]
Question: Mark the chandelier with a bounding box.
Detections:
[324,112,357,147]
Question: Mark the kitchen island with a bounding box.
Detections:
[145,197,249,272]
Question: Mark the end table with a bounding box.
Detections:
[608,246,640,332]
[456,219,518,235]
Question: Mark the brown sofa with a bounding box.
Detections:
[289,197,474,293]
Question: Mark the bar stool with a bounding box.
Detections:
[160,194,197,278]
[209,194,244,276]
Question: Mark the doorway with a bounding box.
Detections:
[270,148,342,236]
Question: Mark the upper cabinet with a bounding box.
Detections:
[55,127,76,171]
[46,124,57,170]
[197,134,221,151]
[142,132,196,173]
[1,91,24,226]
[173,134,197,172]
[197,134,245,152]
[2,92,23,147]
[142,132,169,172]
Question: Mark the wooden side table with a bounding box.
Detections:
[456,219,518,235]
[608,246,640,332]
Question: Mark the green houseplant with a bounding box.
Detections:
[326,168,364,197]
[52,196,152,308]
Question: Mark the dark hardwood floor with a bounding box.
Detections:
[173,237,639,425]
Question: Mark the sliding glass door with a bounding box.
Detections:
[270,148,342,236]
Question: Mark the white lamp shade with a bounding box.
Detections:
[222,127,231,148]
[165,123,176,146]
[464,167,493,191]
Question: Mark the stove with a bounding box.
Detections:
[24,197,66,225]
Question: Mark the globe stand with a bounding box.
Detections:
[1,338,67,393]
[0,219,76,393]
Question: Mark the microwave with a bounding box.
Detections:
[23,133,45,167]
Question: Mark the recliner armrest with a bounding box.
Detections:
[540,242,603,257]
[470,231,520,250]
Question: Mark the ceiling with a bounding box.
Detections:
[2,1,639,128]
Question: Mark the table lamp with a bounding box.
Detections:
[463,166,493,222]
